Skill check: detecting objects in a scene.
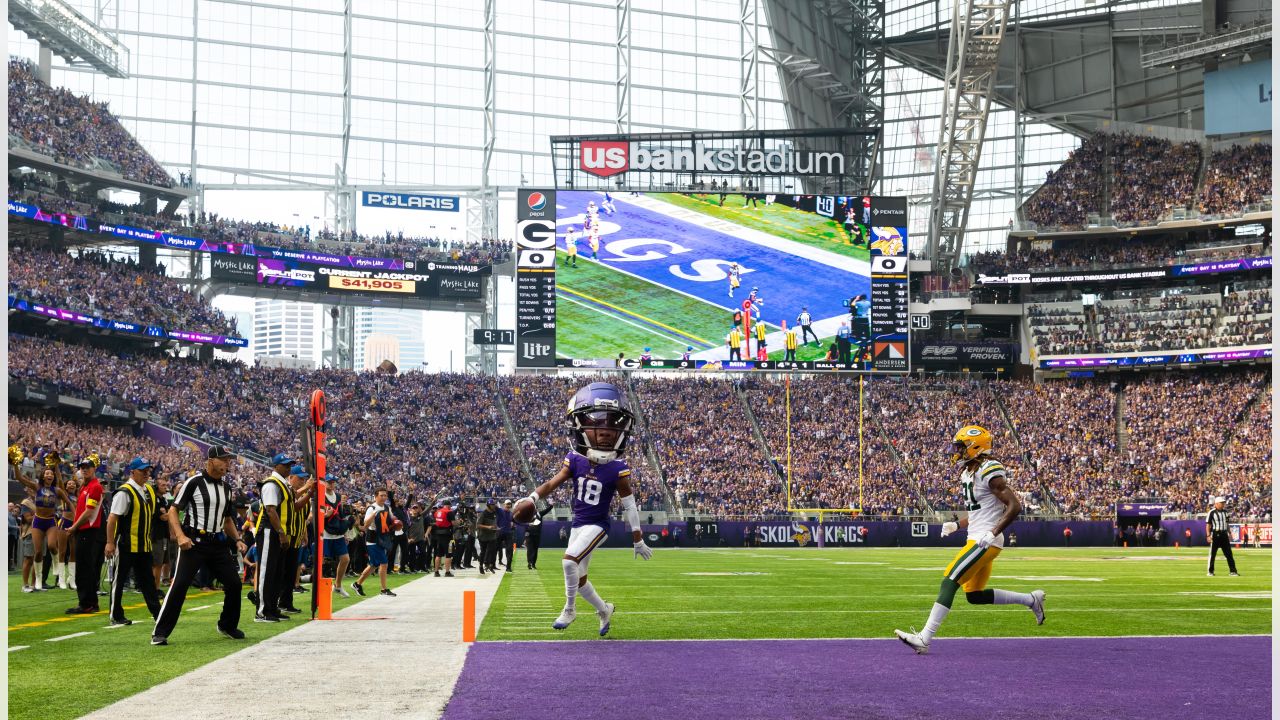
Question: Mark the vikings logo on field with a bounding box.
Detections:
[792,523,813,547]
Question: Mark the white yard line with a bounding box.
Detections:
[9,646,29,652]
[46,632,94,642]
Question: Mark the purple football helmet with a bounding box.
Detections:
[565,382,634,463]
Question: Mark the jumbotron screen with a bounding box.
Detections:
[514,190,909,372]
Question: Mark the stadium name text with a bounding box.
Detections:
[580,141,845,178]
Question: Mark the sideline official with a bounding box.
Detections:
[152,447,246,645]
[279,464,315,612]
[251,454,295,621]
[1206,496,1239,576]
[105,458,163,626]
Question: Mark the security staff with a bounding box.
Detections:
[65,457,106,615]
[251,453,295,622]
[497,500,515,572]
[524,501,554,570]
[152,447,246,645]
[106,458,163,626]
[432,500,455,577]
[783,322,799,362]
[1206,496,1239,576]
[278,465,315,613]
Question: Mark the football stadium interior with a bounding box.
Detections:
[4,0,1273,718]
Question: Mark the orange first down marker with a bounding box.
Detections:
[463,590,476,643]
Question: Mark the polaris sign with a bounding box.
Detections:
[361,192,460,212]
[579,140,844,178]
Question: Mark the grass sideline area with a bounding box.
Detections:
[554,249,778,359]
[7,571,421,720]
[478,546,1271,642]
[653,193,870,263]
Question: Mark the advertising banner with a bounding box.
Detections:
[247,259,483,298]
[914,342,1016,367]
[1229,523,1271,546]
[140,421,212,457]
[1170,256,1271,276]
[361,192,460,212]
[978,256,1271,285]
[1115,502,1165,517]
[1204,63,1272,135]
[1041,346,1271,370]
[8,296,248,348]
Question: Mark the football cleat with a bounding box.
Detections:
[334,586,350,598]
[552,607,576,630]
[1030,590,1046,625]
[598,603,615,637]
[894,628,929,655]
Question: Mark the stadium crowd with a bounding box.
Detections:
[743,375,917,516]
[8,335,1271,521]
[1205,391,1272,519]
[9,245,238,336]
[634,377,783,516]
[8,59,173,187]
[1021,132,1270,229]
[1199,143,1273,216]
[968,233,1270,276]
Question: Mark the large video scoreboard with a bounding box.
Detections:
[516,189,909,372]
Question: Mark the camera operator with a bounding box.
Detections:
[452,500,476,570]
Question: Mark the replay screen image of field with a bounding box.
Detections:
[545,190,909,371]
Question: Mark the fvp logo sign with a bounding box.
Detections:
[580,141,629,177]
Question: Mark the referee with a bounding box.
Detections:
[1206,496,1239,577]
[152,447,247,645]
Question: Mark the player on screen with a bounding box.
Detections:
[588,220,601,260]
[563,226,579,267]
[893,426,1045,655]
[522,383,653,637]
[728,262,741,298]
[601,193,616,216]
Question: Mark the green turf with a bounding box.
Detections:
[478,546,1271,641]
[554,249,778,360]
[654,193,870,262]
[7,571,420,720]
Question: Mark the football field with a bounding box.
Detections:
[448,546,1271,719]
[554,191,868,361]
[479,546,1272,640]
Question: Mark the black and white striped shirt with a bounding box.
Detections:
[175,471,233,534]
[1208,508,1229,533]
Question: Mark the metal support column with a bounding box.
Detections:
[927,0,1012,271]
[849,0,885,194]
[616,0,631,134]
[322,305,356,370]
[740,0,760,134]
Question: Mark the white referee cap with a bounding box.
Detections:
[1213,496,1227,504]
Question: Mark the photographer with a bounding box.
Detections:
[321,479,352,597]
[452,501,476,570]
[406,504,425,573]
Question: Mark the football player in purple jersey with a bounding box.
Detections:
[522,382,653,636]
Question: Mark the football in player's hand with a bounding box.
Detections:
[512,498,537,524]
[392,519,403,530]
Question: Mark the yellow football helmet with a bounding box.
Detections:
[950,425,994,463]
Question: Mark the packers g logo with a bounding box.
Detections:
[965,428,983,437]
[792,524,813,546]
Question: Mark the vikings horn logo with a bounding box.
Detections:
[792,523,813,547]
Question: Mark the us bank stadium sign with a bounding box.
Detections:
[551,128,877,193]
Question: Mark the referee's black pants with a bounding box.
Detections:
[277,543,301,610]
[154,536,242,638]
[255,528,285,617]
[526,536,542,569]
[1209,532,1238,574]
[110,550,161,622]
[800,325,819,345]
[75,526,106,610]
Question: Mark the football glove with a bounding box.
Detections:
[940,521,958,538]
[633,541,653,560]
[975,531,997,549]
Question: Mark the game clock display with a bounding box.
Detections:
[516,189,909,372]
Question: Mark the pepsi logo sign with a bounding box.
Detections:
[527,192,547,211]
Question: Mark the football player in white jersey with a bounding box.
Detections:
[894,426,1045,654]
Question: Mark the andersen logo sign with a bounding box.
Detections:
[579,140,845,178]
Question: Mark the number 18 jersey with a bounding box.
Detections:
[563,451,628,529]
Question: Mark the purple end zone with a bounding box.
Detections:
[442,636,1269,720]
